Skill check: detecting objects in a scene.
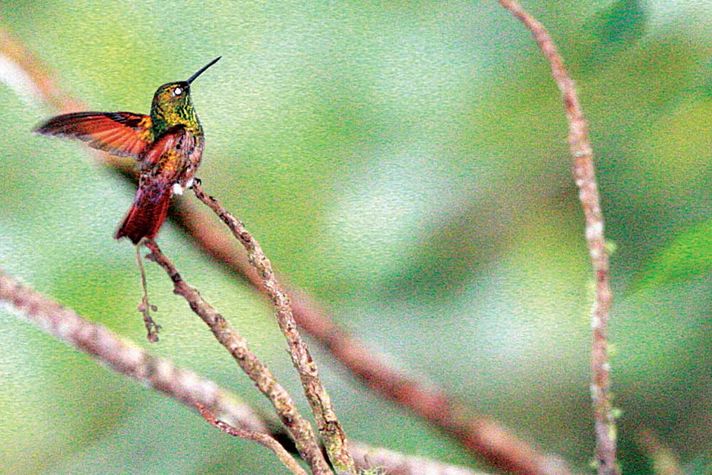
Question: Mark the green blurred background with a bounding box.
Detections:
[1,1,710,473]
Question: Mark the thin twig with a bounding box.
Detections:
[0,269,487,475]
[196,403,307,475]
[173,197,564,475]
[141,240,331,475]
[2,27,566,474]
[497,2,617,474]
[135,242,160,342]
[191,182,356,474]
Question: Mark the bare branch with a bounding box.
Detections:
[349,442,489,475]
[2,26,567,474]
[174,196,565,475]
[191,182,355,474]
[196,403,307,475]
[141,240,331,475]
[0,269,486,475]
[171,195,562,475]
[497,2,617,474]
[0,271,265,431]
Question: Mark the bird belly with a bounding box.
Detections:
[175,137,204,189]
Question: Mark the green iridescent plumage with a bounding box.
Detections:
[35,57,221,244]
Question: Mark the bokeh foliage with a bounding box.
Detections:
[1,1,710,473]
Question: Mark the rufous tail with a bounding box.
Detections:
[115,182,172,244]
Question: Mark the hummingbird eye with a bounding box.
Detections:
[173,87,183,96]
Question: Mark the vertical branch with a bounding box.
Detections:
[143,241,332,475]
[135,243,161,342]
[191,182,356,474]
[497,1,617,474]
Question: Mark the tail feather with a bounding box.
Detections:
[115,182,172,244]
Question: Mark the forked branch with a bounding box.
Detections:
[191,181,355,474]
[1,26,567,474]
[0,269,486,475]
[142,240,331,475]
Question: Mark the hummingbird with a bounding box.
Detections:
[35,56,221,244]
[35,57,220,342]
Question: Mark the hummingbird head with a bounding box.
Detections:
[152,81,191,110]
[150,57,221,135]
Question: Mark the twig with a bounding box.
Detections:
[173,197,564,475]
[196,403,307,475]
[2,27,567,474]
[0,269,487,475]
[191,182,356,474]
[497,2,617,474]
[141,240,331,475]
[135,242,161,342]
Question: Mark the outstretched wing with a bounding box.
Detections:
[34,111,153,158]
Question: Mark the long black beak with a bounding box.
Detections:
[187,56,221,84]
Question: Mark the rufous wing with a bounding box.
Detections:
[34,111,153,158]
